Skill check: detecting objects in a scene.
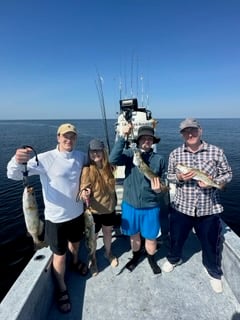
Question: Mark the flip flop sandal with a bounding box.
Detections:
[56,290,71,314]
[89,262,99,276]
[71,260,89,276]
[104,253,119,267]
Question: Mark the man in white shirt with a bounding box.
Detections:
[7,123,88,313]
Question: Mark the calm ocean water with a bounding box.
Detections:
[0,118,239,301]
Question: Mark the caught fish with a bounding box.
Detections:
[22,186,46,249]
[133,148,169,193]
[176,164,224,190]
[84,202,96,256]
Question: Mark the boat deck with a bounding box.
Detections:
[47,231,240,320]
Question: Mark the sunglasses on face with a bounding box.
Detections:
[181,128,199,135]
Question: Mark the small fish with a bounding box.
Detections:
[176,164,224,190]
[133,149,169,193]
[84,203,96,257]
[22,186,46,249]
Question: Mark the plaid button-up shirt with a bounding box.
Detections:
[167,141,232,217]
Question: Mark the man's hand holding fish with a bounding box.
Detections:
[176,170,195,182]
[178,170,213,189]
[15,147,32,163]
[150,176,163,193]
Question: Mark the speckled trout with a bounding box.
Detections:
[176,164,224,190]
[133,149,169,193]
[84,200,96,256]
[22,186,46,249]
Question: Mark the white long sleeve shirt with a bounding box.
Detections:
[7,147,87,223]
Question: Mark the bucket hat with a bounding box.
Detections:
[134,126,160,144]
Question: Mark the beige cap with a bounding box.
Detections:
[57,123,77,135]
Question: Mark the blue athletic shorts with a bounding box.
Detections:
[121,201,161,240]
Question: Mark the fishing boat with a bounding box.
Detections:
[1,98,240,320]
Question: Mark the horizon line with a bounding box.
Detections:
[1,117,240,121]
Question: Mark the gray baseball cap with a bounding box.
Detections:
[179,118,201,132]
[89,139,105,151]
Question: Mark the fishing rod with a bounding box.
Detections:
[140,74,144,107]
[130,51,134,98]
[136,56,139,99]
[119,77,122,101]
[21,145,39,187]
[95,72,111,152]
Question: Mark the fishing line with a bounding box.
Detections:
[21,145,39,187]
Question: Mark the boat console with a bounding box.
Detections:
[116,98,157,142]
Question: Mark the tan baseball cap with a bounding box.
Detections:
[57,123,77,135]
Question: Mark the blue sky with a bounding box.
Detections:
[0,0,240,119]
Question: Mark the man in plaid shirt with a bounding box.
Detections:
[162,118,232,293]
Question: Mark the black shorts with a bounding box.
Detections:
[93,211,120,233]
[45,214,85,255]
